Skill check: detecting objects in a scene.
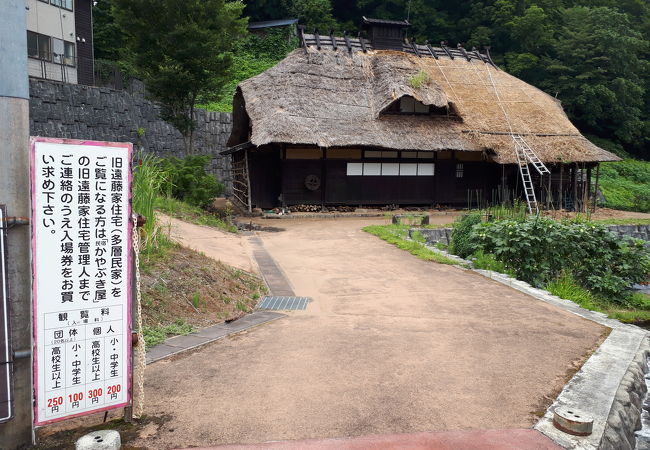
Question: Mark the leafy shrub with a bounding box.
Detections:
[449,212,482,258]
[465,217,650,300]
[160,155,224,207]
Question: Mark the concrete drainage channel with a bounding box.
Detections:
[409,227,650,449]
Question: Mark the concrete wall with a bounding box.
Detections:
[29,79,234,193]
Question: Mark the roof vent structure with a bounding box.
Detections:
[362,16,410,51]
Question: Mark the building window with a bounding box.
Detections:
[49,0,73,10]
[27,31,52,61]
[456,163,464,178]
[64,41,75,66]
[27,31,39,59]
[346,162,435,176]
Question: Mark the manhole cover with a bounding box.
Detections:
[258,296,311,311]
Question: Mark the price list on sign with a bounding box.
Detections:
[31,138,132,425]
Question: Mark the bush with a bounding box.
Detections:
[449,212,482,258]
[160,155,224,207]
[464,217,650,300]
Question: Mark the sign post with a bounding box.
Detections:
[0,205,13,423]
[31,138,133,425]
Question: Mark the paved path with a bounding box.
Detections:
[134,217,605,449]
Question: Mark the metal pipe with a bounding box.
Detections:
[0,0,33,445]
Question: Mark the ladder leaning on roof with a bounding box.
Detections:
[512,134,550,214]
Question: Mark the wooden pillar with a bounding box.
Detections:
[559,165,564,209]
[592,164,600,212]
[321,147,327,211]
[244,148,252,213]
[546,165,552,209]
[572,163,578,212]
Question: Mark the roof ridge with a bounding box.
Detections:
[298,29,496,67]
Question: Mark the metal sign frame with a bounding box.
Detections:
[31,137,133,426]
[0,204,14,423]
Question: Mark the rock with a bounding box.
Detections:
[75,430,121,450]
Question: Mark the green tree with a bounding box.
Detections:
[288,0,338,32]
[113,0,247,153]
[92,0,124,61]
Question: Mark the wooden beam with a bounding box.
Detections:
[330,31,337,50]
[425,40,438,59]
[410,40,421,57]
[358,32,367,52]
[314,30,321,50]
[343,31,352,53]
[441,41,454,59]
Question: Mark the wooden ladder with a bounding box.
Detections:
[512,135,549,214]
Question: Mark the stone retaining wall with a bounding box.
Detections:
[412,224,650,248]
[601,342,649,449]
[28,78,234,193]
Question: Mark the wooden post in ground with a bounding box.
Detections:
[592,164,600,212]
[572,163,578,212]
[559,165,564,209]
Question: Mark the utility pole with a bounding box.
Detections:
[0,0,34,448]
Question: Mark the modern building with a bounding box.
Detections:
[25,0,94,85]
[225,18,619,212]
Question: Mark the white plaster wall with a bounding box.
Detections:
[26,0,75,40]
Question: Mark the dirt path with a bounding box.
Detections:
[133,217,605,449]
[157,212,258,274]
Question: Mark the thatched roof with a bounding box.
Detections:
[228,44,619,164]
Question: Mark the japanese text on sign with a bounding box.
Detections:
[31,138,132,425]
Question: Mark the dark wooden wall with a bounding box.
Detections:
[248,146,504,208]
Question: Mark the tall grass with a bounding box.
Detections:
[132,153,170,254]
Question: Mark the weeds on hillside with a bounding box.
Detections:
[142,319,196,348]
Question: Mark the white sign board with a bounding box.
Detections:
[31,138,132,425]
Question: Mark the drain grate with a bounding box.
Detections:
[257,296,311,311]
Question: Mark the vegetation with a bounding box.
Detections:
[156,196,237,233]
[599,160,650,213]
[112,0,247,152]
[198,28,298,112]
[159,155,225,208]
[363,225,458,265]
[447,212,650,311]
[140,245,267,348]
[143,319,196,348]
[408,70,430,89]
[132,153,174,258]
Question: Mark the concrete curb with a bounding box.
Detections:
[418,241,650,449]
[145,311,286,364]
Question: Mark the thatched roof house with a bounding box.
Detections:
[226,18,619,211]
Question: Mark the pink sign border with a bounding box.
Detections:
[30,137,134,426]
